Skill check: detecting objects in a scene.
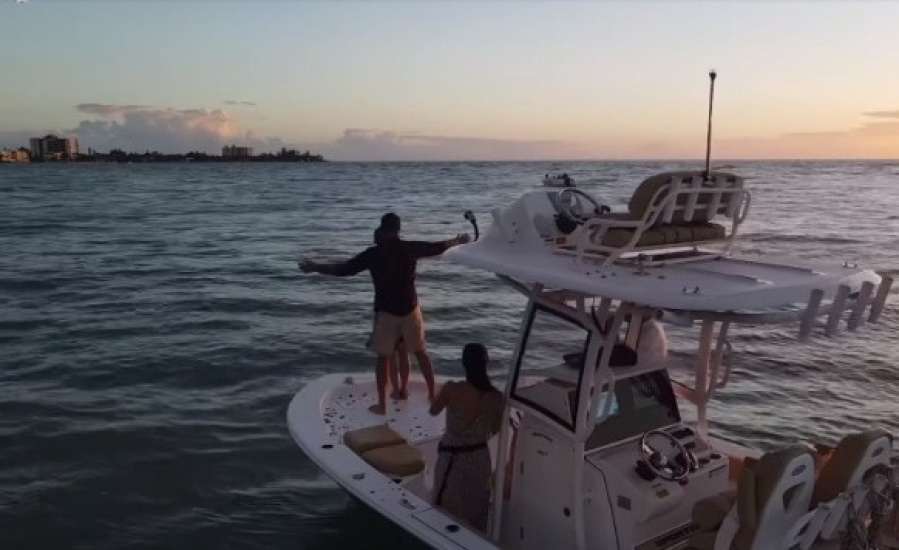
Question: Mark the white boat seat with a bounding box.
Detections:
[812,428,893,507]
[343,424,425,478]
[626,170,743,223]
[688,445,815,550]
[805,429,894,542]
[554,170,750,266]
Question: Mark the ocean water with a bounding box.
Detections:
[1,160,898,549]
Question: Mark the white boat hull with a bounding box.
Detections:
[287,373,500,549]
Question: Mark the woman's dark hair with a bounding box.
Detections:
[462,343,496,393]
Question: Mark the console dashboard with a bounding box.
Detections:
[585,424,730,524]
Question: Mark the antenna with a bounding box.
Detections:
[703,69,717,182]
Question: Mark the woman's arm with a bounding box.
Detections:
[429,382,453,415]
[486,392,504,434]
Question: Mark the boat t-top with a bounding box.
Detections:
[287,74,898,550]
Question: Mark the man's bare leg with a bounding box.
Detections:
[413,350,437,402]
[395,341,410,399]
[388,352,401,399]
[369,355,389,415]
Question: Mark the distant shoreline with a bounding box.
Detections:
[0,148,326,164]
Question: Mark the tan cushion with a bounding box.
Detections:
[628,172,686,219]
[690,223,727,241]
[692,490,737,531]
[628,171,742,222]
[601,227,665,248]
[361,443,425,477]
[600,222,727,248]
[343,424,406,455]
[687,530,719,550]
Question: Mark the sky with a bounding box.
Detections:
[1,0,897,161]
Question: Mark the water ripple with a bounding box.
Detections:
[1,161,897,549]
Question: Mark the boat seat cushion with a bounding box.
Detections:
[689,447,814,550]
[692,489,737,531]
[687,529,718,550]
[343,424,406,455]
[628,171,742,222]
[599,222,726,248]
[362,443,425,477]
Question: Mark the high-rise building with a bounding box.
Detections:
[29,135,79,160]
[222,145,253,158]
[0,148,30,163]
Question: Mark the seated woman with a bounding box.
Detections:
[429,343,503,532]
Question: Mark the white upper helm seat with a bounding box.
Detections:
[805,429,894,544]
[689,445,816,550]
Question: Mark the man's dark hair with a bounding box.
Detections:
[379,212,401,233]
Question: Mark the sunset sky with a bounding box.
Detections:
[1,1,897,161]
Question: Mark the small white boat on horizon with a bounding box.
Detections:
[288,168,898,550]
[542,173,575,187]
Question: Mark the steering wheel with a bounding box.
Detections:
[557,188,610,224]
[638,429,695,482]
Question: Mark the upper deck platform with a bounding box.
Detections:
[444,175,888,323]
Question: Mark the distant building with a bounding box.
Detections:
[0,148,30,163]
[222,145,253,158]
[30,134,79,160]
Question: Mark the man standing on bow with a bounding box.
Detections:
[299,213,470,415]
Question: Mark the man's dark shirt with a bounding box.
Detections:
[321,238,450,316]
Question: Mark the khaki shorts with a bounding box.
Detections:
[365,313,404,350]
[370,307,425,356]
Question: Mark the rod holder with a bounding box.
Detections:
[798,288,824,340]
[824,285,851,337]
[847,281,875,331]
[869,275,893,323]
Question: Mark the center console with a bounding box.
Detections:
[585,425,730,527]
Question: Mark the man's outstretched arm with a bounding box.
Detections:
[408,233,470,259]
[299,249,371,277]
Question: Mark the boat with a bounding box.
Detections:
[287,171,898,549]
[543,173,576,187]
[287,74,899,549]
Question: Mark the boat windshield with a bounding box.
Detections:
[586,370,681,450]
[509,305,591,431]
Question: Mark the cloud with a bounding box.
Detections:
[68,103,282,154]
[12,102,899,160]
[862,111,899,119]
[76,103,151,117]
[314,128,585,161]
[224,100,257,107]
[713,110,899,159]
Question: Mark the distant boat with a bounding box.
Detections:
[542,173,575,187]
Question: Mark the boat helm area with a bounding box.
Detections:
[493,281,738,549]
